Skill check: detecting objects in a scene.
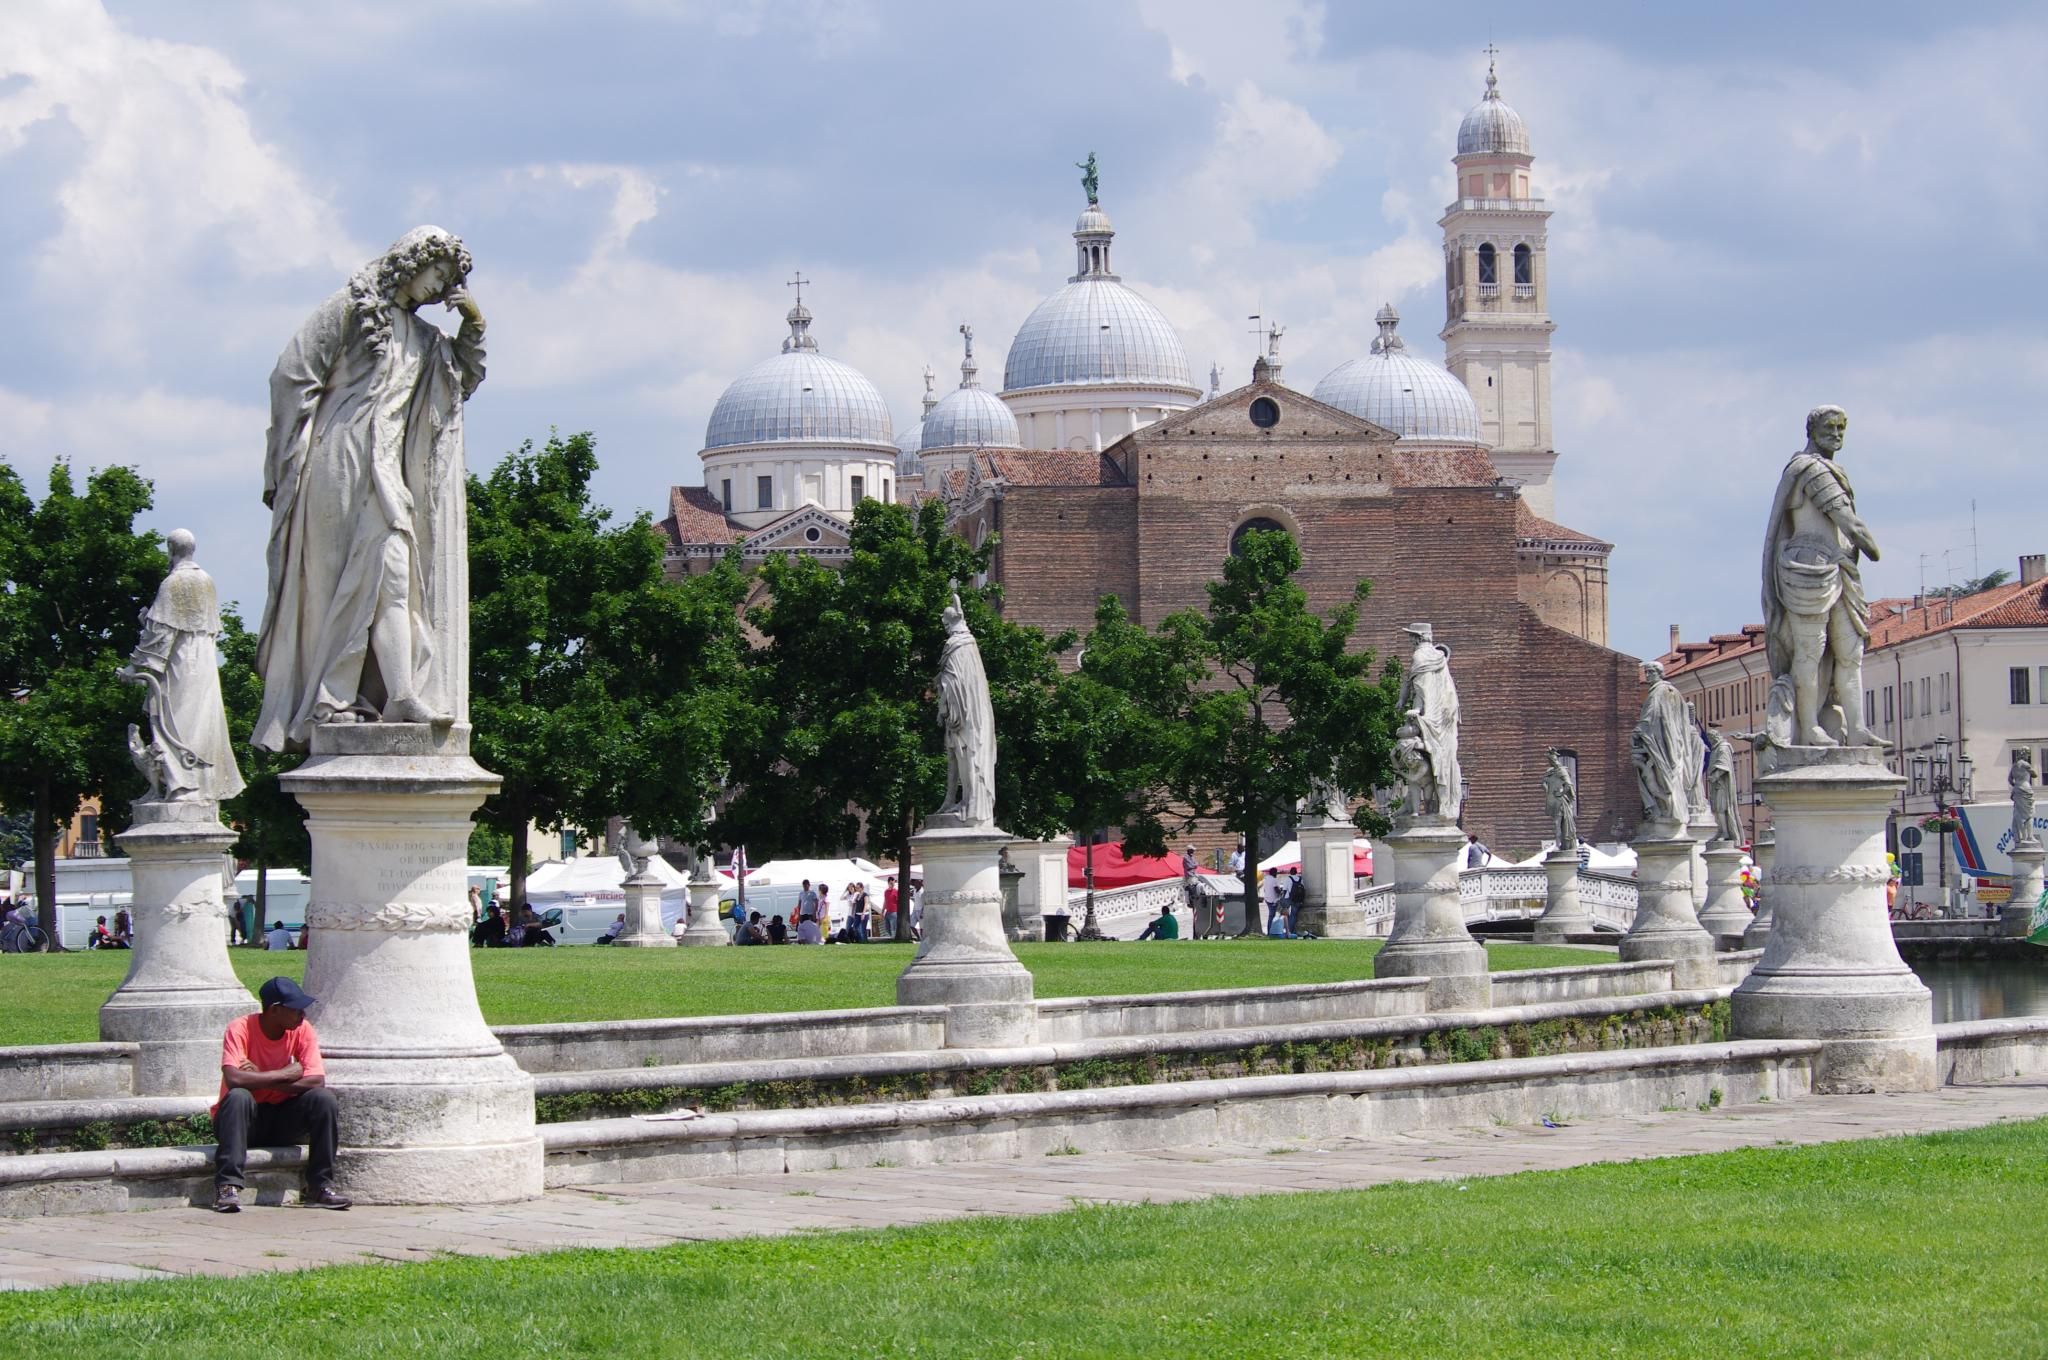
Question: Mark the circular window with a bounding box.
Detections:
[1248,396,1280,429]
[804,526,822,543]
[1230,516,1288,556]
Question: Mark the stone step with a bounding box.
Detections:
[0,1044,138,1104]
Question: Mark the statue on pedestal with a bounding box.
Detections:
[118,530,245,805]
[616,825,659,880]
[1632,662,1692,833]
[934,592,996,829]
[1761,405,1883,748]
[255,226,485,752]
[1394,623,1461,821]
[1302,776,1349,824]
[2012,750,2038,849]
[1541,749,1577,852]
[1706,728,1742,842]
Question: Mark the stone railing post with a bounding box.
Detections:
[1696,841,1754,941]
[1298,815,1365,938]
[1532,849,1592,942]
[678,866,730,946]
[612,864,676,948]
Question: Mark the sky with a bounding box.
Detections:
[1,0,2041,661]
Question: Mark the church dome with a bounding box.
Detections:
[1312,304,1484,446]
[1457,63,1530,157]
[1002,196,1195,395]
[704,300,894,452]
[924,324,1022,451]
[895,420,925,477]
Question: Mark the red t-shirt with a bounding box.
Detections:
[884,884,900,913]
[213,1013,326,1115]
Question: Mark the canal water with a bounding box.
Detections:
[1909,957,2048,1023]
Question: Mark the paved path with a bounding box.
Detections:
[2,1079,2043,1292]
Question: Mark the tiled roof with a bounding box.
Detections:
[1659,624,1764,676]
[1515,502,1613,551]
[1866,579,2048,647]
[662,486,736,547]
[985,450,1128,487]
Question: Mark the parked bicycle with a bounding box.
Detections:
[1,917,49,953]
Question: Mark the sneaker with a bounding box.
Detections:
[306,1185,352,1211]
[213,1185,241,1213]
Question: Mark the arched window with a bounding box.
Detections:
[1230,516,1288,557]
[1477,243,1497,285]
[1513,243,1532,286]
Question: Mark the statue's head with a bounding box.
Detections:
[166,528,196,563]
[1643,661,1666,684]
[347,225,473,354]
[943,591,965,632]
[1805,405,1848,456]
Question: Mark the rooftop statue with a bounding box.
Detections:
[254,225,484,751]
[1076,152,1099,206]
[118,530,245,805]
[1761,405,1883,748]
[933,592,996,829]
[1632,662,1692,834]
[1542,748,1577,852]
[1394,623,1462,822]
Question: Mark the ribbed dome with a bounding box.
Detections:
[923,386,1020,452]
[703,302,894,452]
[1457,63,1530,157]
[1003,279,1193,393]
[895,420,925,477]
[1312,304,1483,446]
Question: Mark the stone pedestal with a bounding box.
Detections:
[1532,848,1592,942]
[1298,818,1366,938]
[1741,832,1776,947]
[896,822,1036,1047]
[1732,746,1934,1093]
[612,870,675,948]
[678,870,730,946]
[1697,842,1754,940]
[1687,814,1714,912]
[99,802,258,1096]
[1009,836,1070,944]
[285,724,542,1204]
[2002,844,2044,938]
[1619,835,1717,987]
[1373,820,1489,1011]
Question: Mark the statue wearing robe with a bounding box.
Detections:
[1395,624,1462,821]
[1541,750,1577,852]
[119,531,245,805]
[1632,663,1692,833]
[254,226,484,752]
[1706,729,1741,842]
[934,593,996,828]
[2013,751,2038,849]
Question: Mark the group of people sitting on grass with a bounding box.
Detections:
[732,877,922,945]
[85,911,133,949]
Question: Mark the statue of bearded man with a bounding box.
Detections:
[254,226,485,751]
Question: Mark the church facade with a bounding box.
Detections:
[660,63,1643,853]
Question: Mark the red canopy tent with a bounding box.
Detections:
[1065,841,1187,890]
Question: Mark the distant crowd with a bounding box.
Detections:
[729,877,921,945]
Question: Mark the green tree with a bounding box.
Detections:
[1929,568,2013,600]
[468,432,748,915]
[721,498,1060,940]
[218,608,307,936]
[1147,528,1402,933]
[0,460,165,948]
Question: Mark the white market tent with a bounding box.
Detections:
[739,858,893,925]
[525,856,690,943]
[1257,838,1375,875]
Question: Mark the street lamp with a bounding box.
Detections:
[1920,735,1975,917]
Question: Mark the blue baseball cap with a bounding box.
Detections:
[258,976,317,1011]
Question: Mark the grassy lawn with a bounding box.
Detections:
[0,1118,2039,1358]
[0,939,1606,1046]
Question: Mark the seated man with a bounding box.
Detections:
[1135,906,1180,941]
[211,977,350,1213]
[472,903,507,948]
[264,920,292,951]
[596,912,625,945]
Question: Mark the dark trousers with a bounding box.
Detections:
[213,1086,339,1191]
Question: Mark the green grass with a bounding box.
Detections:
[0,1118,2040,1357]
[0,939,1608,1047]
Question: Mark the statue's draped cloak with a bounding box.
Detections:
[935,624,997,827]
[254,289,481,750]
[131,562,245,802]
[1633,680,1692,828]
[1403,647,1462,820]
[1761,451,1868,685]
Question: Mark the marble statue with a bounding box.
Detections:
[1761,405,1883,748]
[1303,776,1348,824]
[1541,749,1577,852]
[934,592,996,828]
[2013,749,2038,848]
[1076,151,1099,205]
[117,530,245,805]
[1632,662,1693,832]
[1395,623,1462,821]
[1706,728,1741,842]
[1683,699,1711,817]
[616,825,659,879]
[254,226,485,752]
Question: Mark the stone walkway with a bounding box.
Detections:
[2,1079,2043,1291]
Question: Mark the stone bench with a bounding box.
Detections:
[0,1044,138,1104]
[0,1143,305,1217]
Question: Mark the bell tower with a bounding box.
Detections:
[1440,55,1558,517]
